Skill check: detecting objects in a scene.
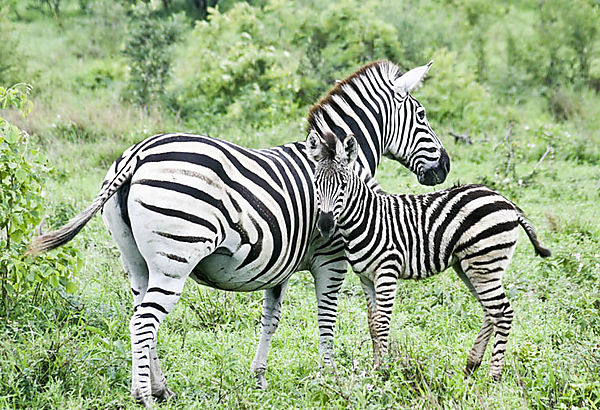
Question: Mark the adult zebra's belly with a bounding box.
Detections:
[190,249,296,292]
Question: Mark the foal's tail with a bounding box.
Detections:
[515,208,552,258]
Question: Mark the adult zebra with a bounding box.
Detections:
[308,131,550,380]
[28,60,450,407]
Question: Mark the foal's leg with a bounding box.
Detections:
[460,260,514,381]
[371,269,398,369]
[454,264,493,377]
[359,276,379,361]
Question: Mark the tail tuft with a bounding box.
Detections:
[26,208,94,256]
[534,243,552,258]
[517,211,551,258]
[26,194,110,256]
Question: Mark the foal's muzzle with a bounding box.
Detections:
[317,211,335,239]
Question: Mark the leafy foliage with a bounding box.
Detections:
[122,6,183,107]
[0,84,80,311]
[0,5,24,86]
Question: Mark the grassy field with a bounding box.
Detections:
[1,0,600,408]
[2,130,599,408]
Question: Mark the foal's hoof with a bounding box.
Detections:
[153,386,175,402]
[490,372,503,383]
[136,396,154,409]
[464,360,481,379]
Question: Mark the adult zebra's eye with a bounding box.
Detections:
[417,110,425,121]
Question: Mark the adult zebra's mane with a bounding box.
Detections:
[306,60,403,131]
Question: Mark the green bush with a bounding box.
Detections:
[171,0,409,126]
[122,6,183,107]
[0,84,80,312]
[294,0,403,105]
[0,6,25,86]
[170,2,302,125]
[419,48,495,132]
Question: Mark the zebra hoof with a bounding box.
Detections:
[153,386,175,402]
[132,388,154,408]
[135,395,154,409]
[374,363,391,381]
[490,372,503,383]
[255,372,269,390]
[464,360,481,379]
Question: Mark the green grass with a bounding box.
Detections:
[2,129,599,408]
[2,0,600,407]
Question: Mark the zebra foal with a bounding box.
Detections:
[308,131,551,380]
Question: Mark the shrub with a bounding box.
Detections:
[0,6,24,86]
[419,48,494,132]
[122,6,183,107]
[171,0,406,126]
[0,84,80,313]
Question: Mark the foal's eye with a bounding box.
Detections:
[417,110,425,121]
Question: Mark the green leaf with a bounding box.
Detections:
[65,280,78,293]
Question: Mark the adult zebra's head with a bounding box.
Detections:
[307,60,450,186]
[387,62,450,186]
[307,131,357,239]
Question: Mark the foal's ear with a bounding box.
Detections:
[306,130,324,162]
[344,134,358,164]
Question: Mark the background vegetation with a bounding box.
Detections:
[0,0,599,407]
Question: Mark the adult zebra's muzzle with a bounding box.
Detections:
[317,211,336,239]
[419,149,450,186]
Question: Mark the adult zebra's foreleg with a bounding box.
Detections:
[250,281,289,390]
[310,241,348,367]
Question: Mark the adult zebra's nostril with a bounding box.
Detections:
[419,149,450,186]
[440,149,450,174]
[317,212,335,238]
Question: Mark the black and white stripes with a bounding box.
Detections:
[309,132,550,381]
[28,60,450,406]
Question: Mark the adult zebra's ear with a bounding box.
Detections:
[344,134,358,164]
[306,129,325,162]
[394,60,433,98]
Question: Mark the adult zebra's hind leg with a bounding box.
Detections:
[128,259,200,408]
[250,281,289,389]
[103,197,171,402]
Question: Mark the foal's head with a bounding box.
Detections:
[307,131,358,239]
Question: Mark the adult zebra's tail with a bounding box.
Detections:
[515,208,552,258]
[27,159,135,256]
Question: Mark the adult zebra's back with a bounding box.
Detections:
[28,60,450,407]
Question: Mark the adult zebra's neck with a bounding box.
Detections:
[307,61,402,176]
